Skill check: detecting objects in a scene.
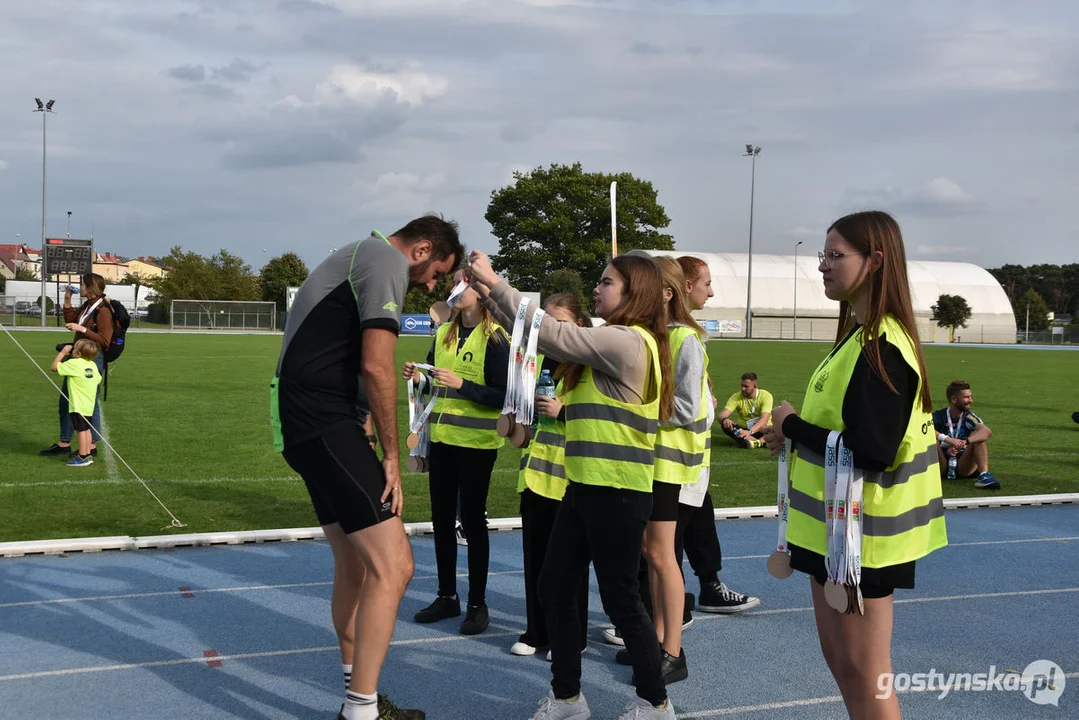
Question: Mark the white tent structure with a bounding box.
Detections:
[648,251,1017,344]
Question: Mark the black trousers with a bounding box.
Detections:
[520,488,589,649]
[428,442,497,607]
[539,482,666,706]
[676,490,722,589]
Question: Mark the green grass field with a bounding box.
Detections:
[1,328,1076,543]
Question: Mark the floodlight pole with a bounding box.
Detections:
[793,240,803,339]
[743,144,761,339]
[33,98,56,327]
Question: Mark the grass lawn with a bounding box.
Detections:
[1,328,1076,543]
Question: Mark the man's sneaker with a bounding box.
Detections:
[631,648,688,686]
[455,522,468,546]
[66,455,93,468]
[603,627,625,647]
[69,448,98,458]
[974,472,1001,490]
[511,640,538,656]
[698,580,760,613]
[528,690,591,720]
[39,443,72,456]
[616,696,676,719]
[336,695,426,720]
[459,603,489,635]
[413,594,460,624]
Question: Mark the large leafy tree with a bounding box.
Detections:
[486,163,674,293]
[1018,288,1051,333]
[931,294,973,343]
[541,267,591,314]
[403,274,456,314]
[259,252,309,311]
[152,247,258,324]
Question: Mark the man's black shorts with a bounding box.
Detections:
[282,425,396,534]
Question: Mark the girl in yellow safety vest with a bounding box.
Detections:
[511,292,594,659]
[762,211,946,720]
[404,270,509,636]
[469,250,679,720]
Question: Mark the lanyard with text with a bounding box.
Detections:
[516,308,546,427]
[405,369,436,471]
[823,431,864,615]
[945,410,965,438]
[499,299,532,426]
[767,439,795,579]
[78,298,104,328]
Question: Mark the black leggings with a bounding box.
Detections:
[428,442,498,606]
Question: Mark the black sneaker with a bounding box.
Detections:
[459,603,489,635]
[632,648,689,686]
[413,595,460,624]
[68,448,98,458]
[336,695,426,720]
[40,443,72,456]
[698,580,760,614]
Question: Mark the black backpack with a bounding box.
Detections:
[91,299,131,401]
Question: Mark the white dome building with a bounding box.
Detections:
[648,251,1017,344]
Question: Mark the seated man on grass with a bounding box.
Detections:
[933,380,1000,490]
[717,372,772,449]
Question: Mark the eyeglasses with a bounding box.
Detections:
[817,250,866,268]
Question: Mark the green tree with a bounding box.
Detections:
[259,252,309,312]
[541,267,590,313]
[486,163,674,293]
[1018,288,1051,334]
[152,247,258,326]
[403,274,456,314]
[930,294,973,343]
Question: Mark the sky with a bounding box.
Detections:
[1,0,1077,273]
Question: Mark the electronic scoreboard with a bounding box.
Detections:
[44,238,94,276]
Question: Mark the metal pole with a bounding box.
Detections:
[746,154,755,339]
[1025,304,1030,343]
[40,109,47,327]
[793,240,802,339]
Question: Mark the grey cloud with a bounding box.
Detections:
[211,58,265,83]
[188,83,238,100]
[499,123,536,143]
[166,64,206,81]
[278,0,342,15]
[630,41,663,55]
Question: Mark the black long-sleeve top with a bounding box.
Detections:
[426,324,509,409]
[783,327,919,472]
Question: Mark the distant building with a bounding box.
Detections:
[123,256,168,280]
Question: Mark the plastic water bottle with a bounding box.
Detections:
[536,369,556,430]
[947,454,957,480]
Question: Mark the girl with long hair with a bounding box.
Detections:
[762,211,947,719]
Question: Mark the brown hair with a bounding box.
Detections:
[440,296,505,352]
[945,380,970,400]
[829,210,932,413]
[73,338,101,360]
[676,256,708,285]
[81,273,106,299]
[557,255,674,422]
[655,256,704,336]
[544,292,591,327]
[741,372,758,382]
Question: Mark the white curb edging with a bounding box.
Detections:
[1,493,1076,559]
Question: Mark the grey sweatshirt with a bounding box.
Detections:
[666,324,706,428]
[485,282,651,404]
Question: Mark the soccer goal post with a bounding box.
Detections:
[170,300,278,331]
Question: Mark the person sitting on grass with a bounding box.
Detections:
[716,372,772,449]
[933,380,1000,490]
[51,339,103,468]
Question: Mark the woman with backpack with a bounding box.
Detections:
[39,272,113,458]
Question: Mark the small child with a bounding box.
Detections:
[51,339,103,467]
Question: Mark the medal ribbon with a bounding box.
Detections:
[775,438,792,554]
[501,298,532,416]
[516,308,545,426]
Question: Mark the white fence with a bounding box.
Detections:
[170,300,277,331]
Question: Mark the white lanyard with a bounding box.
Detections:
[501,298,532,417]
[945,411,964,438]
[823,431,843,583]
[407,372,437,434]
[445,280,472,310]
[78,298,104,327]
[516,308,545,426]
[824,432,864,613]
[767,439,795,578]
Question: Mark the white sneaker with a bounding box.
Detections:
[511,641,537,656]
[455,522,468,546]
[529,690,591,719]
[616,696,676,719]
[602,627,624,646]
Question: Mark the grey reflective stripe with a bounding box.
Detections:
[705,436,712,449]
[565,440,653,465]
[566,403,658,435]
[442,388,467,401]
[535,430,565,448]
[683,416,712,434]
[797,443,939,489]
[520,454,528,470]
[789,487,944,537]
[654,445,704,467]
[433,413,499,431]
[528,456,567,479]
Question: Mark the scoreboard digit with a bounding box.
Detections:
[44,238,94,277]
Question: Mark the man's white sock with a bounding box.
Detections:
[341,690,378,720]
[342,663,352,691]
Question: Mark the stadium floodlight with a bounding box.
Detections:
[742,144,762,338]
[33,97,56,327]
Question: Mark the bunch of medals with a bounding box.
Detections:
[767,434,865,615]
[404,363,437,473]
[496,298,546,449]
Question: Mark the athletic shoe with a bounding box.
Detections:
[974,472,1001,490]
[511,640,538,656]
[631,648,688,686]
[459,603,489,635]
[547,646,586,662]
[69,448,98,458]
[603,627,626,647]
[697,581,760,613]
[455,522,468,546]
[336,694,426,720]
[1073,411,1079,424]
[616,696,676,719]
[66,455,93,468]
[528,690,591,720]
[413,594,461,623]
[39,443,72,456]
